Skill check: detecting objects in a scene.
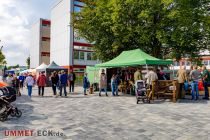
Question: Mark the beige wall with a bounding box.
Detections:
[42,27,50,38]
[41,56,50,65]
[41,41,50,52]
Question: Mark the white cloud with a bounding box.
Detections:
[0,0,57,66]
[4,51,22,58]
[0,0,30,66]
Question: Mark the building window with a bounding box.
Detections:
[74,51,79,59]
[80,51,84,60]
[202,60,208,65]
[87,52,92,60]
[74,1,84,6]
[42,37,50,41]
[74,50,84,60]
[74,6,82,13]
[41,52,50,57]
[87,52,97,60]
[74,45,93,51]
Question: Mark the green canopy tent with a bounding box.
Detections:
[95,49,172,68]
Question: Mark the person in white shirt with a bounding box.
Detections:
[148,69,158,85]
[145,68,158,99]
[25,73,35,98]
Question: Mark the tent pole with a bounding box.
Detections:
[172,64,175,79]
[146,64,148,73]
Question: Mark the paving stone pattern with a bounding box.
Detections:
[1,87,210,140]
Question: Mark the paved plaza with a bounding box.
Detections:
[1,87,210,140]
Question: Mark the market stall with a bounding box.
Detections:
[36,63,47,72]
[45,61,68,86]
[95,49,176,102]
[96,49,172,68]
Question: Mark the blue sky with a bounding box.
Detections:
[0,0,57,66]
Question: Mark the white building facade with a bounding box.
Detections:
[51,0,99,75]
[30,19,51,68]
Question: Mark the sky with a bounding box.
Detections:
[0,0,57,66]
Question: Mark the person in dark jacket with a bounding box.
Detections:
[60,71,68,97]
[68,69,76,93]
[12,76,21,96]
[51,71,59,96]
[83,73,89,95]
[201,65,209,100]
[18,73,25,90]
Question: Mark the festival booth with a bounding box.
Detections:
[36,63,47,73]
[95,49,178,102]
[45,61,68,86]
[35,63,48,79]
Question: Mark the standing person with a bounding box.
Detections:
[68,70,76,93]
[57,71,61,90]
[37,71,47,97]
[83,73,89,95]
[111,74,116,96]
[147,68,158,88]
[134,68,142,83]
[6,74,13,87]
[12,76,21,96]
[147,68,158,99]
[25,73,35,98]
[115,73,120,96]
[187,65,194,81]
[99,69,108,96]
[51,71,59,96]
[176,66,187,99]
[201,65,209,100]
[59,71,68,97]
[157,69,165,80]
[18,73,25,90]
[190,65,200,100]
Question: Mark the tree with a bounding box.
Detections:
[0,50,6,65]
[26,56,30,69]
[73,0,210,61]
[8,64,19,70]
[166,0,210,60]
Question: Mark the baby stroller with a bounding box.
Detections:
[0,86,22,122]
[135,80,150,104]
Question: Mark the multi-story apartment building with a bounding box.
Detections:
[30,19,51,69]
[51,0,100,83]
[50,0,99,70]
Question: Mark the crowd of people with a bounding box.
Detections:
[94,65,210,100]
[177,65,210,100]
[3,70,77,98]
[90,68,160,97]
[2,64,210,100]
